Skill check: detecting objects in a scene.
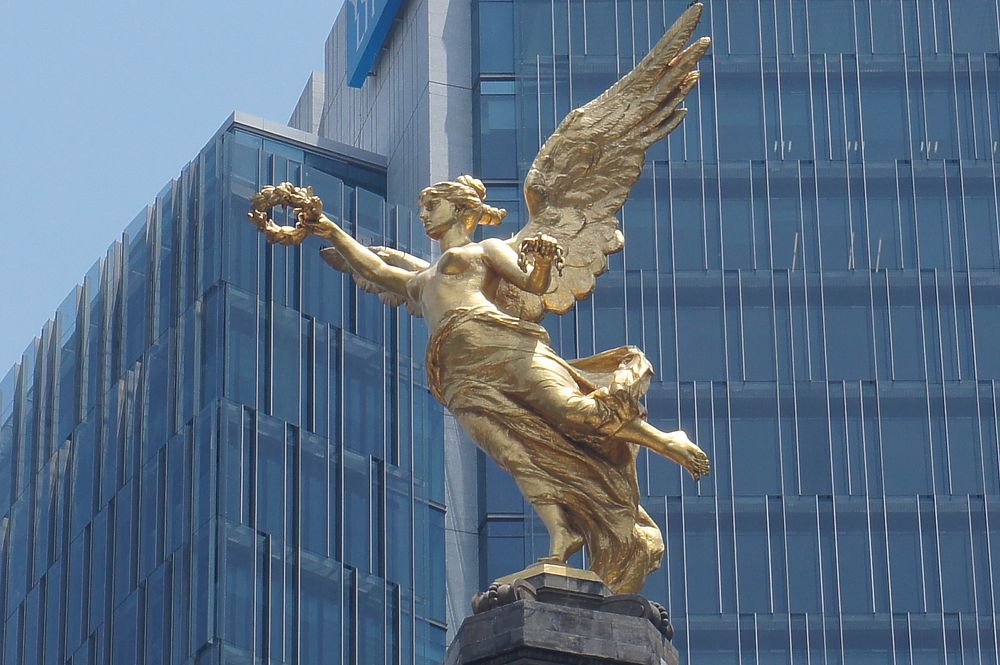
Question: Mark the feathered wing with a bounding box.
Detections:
[320,245,428,316]
[493,3,709,322]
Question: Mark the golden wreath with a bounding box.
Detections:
[247,182,325,245]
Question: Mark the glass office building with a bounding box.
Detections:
[5,1,1000,663]
[471,0,1000,662]
[0,114,447,665]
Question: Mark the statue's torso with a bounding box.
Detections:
[408,243,501,330]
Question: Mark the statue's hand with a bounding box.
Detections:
[297,212,340,241]
[518,234,565,276]
[248,208,310,245]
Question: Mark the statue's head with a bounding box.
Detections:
[418,175,507,239]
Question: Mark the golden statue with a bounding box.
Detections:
[249,4,710,595]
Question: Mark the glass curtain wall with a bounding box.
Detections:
[0,122,446,665]
[473,0,1000,662]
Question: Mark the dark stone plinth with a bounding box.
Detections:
[445,564,679,665]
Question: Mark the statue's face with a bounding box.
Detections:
[420,198,458,239]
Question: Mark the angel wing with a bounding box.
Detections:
[320,245,428,316]
[493,2,710,322]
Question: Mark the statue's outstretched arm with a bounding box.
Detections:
[249,182,414,298]
[306,216,414,297]
[482,235,562,295]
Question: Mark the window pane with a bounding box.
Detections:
[871,0,904,53]
[717,74,765,160]
[808,0,855,53]
[256,414,286,545]
[786,499,821,612]
[300,556,342,665]
[479,92,517,178]
[726,1,760,54]
[886,498,923,611]
[479,2,514,73]
[950,1,999,52]
[343,334,385,458]
[271,304,301,425]
[881,400,932,495]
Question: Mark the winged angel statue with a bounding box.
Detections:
[249,4,710,594]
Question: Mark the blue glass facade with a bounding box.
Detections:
[0,117,446,665]
[473,0,1000,662]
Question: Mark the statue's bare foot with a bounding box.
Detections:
[667,431,711,481]
[536,505,585,562]
[543,530,583,563]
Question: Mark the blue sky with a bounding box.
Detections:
[0,0,344,373]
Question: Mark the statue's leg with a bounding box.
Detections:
[453,410,585,563]
[617,420,711,480]
[516,381,621,439]
[535,504,584,563]
[515,381,710,479]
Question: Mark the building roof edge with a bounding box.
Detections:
[211,111,388,171]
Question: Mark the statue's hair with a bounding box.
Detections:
[419,175,507,226]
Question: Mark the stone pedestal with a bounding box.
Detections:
[444,563,679,665]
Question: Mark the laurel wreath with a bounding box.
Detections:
[247,182,325,244]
